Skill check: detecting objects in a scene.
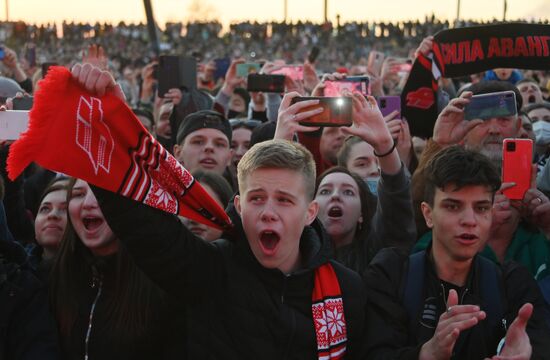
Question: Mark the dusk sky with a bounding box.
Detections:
[6,0,549,29]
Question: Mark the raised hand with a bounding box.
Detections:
[71,63,125,100]
[82,44,108,71]
[415,36,435,58]
[340,93,393,154]
[303,61,320,93]
[220,58,246,96]
[274,92,322,141]
[488,303,532,360]
[432,91,483,147]
[420,289,486,360]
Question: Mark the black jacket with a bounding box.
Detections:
[0,238,60,359]
[59,254,185,360]
[364,247,550,360]
[92,186,367,360]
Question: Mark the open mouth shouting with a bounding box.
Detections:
[327,206,343,219]
[82,216,105,233]
[259,230,281,255]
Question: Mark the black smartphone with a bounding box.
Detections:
[12,97,34,111]
[152,63,159,80]
[308,46,321,63]
[247,74,285,93]
[158,56,197,97]
[41,62,57,78]
[464,91,517,121]
[26,46,36,67]
[214,58,231,81]
[290,96,353,127]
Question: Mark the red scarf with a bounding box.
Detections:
[312,263,347,359]
[7,66,231,230]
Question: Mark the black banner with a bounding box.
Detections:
[402,23,550,139]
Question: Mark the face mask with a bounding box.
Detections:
[227,109,242,120]
[365,177,379,196]
[533,121,550,146]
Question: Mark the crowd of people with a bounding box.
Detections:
[0,15,549,360]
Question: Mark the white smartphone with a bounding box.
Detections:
[0,110,29,140]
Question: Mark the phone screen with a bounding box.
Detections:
[291,97,352,127]
[464,91,517,121]
[272,65,304,81]
[237,63,261,78]
[324,77,369,97]
[0,111,29,140]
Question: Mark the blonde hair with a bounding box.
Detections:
[237,139,316,200]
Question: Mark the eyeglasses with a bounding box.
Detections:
[229,119,262,129]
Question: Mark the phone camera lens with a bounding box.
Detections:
[381,99,386,107]
[506,142,516,152]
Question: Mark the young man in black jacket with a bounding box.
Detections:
[70,61,368,359]
[364,146,550,360]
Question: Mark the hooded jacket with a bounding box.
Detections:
[91,185,367,359]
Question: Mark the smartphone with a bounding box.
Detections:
[290,96,352,127]
[464,91,517,121]
[236,63,261,78]
[41,62,57,78]
[324,76,369,97]
[152,63,159,80]
[367,51,385,76]
[26,46,36,67]
[214,58,231,81]
[247,74,285,93]
[502,138,533,200]
[272,65,304,81]
[308,46,321,63]
[157,56,197,97]
[12,97,34,111]
[0,111,29,140]
[377,96,401,118]
[0,46,4,60]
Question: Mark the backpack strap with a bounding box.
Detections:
[402,251,505,346]
[402,250,426,340]
[477,255,504,331]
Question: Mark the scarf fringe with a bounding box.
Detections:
[7,66,71,180]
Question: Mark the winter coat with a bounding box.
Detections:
[91,185,368,360]
[364,247,550,360]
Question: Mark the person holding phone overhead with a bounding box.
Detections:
[364,146,550,360]
[275,91,416,273]
[411,81,550,313]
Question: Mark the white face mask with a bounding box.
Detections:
[533,121,550,146]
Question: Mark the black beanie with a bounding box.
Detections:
[176,110,232,145]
